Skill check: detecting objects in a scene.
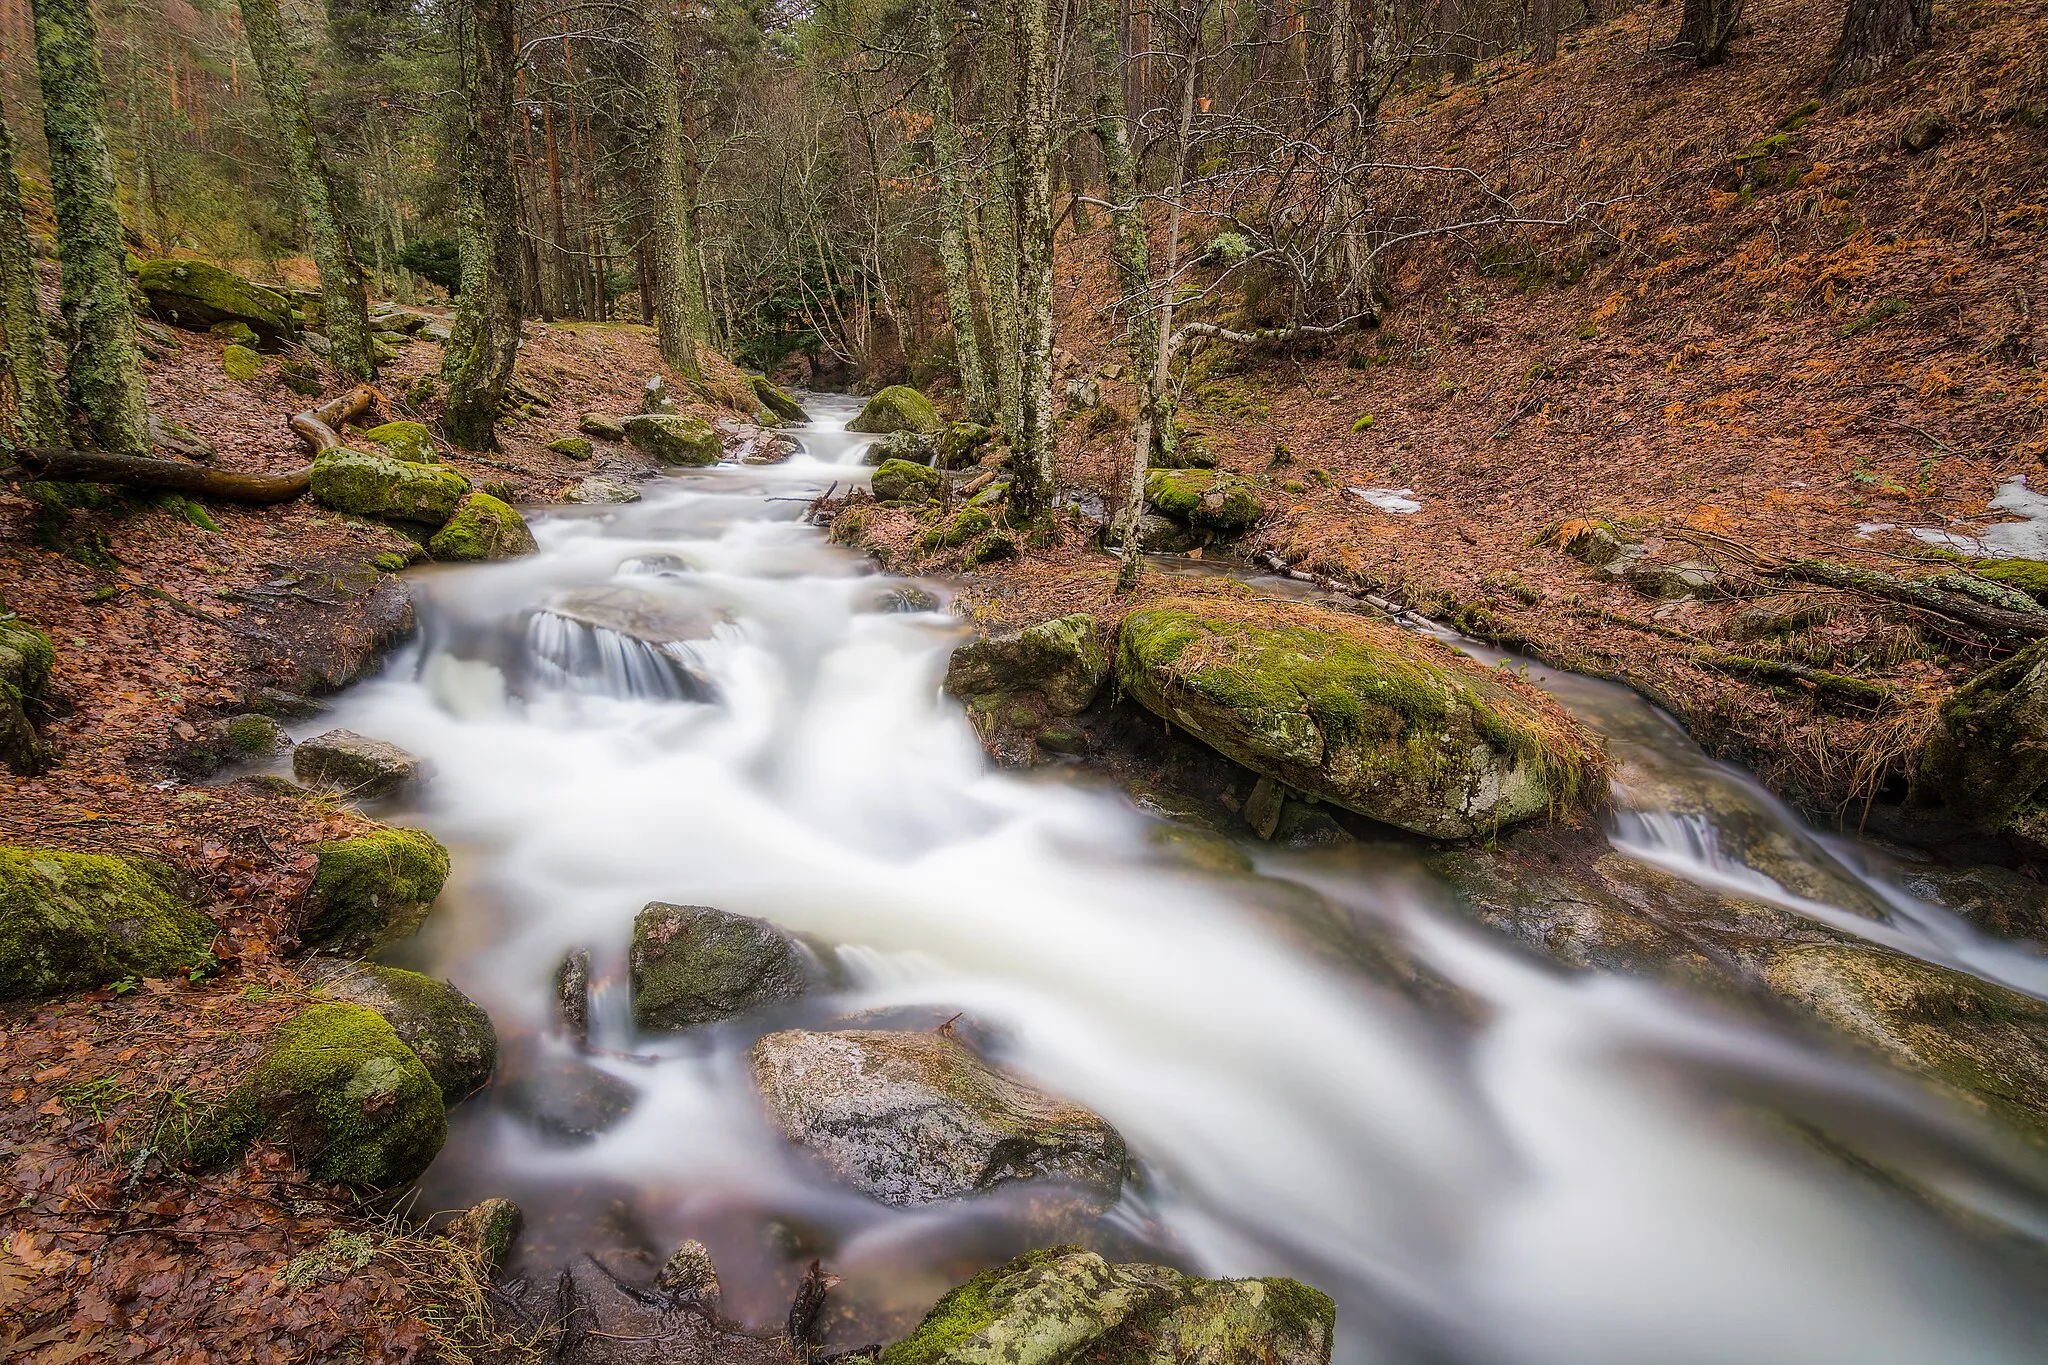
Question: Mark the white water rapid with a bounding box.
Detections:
[304,395,2048,1363]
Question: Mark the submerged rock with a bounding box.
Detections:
[848,384,941,435]
[188,1001,446,1186]
[0,618,54,775]
[293,728,426,798]
[429,492,538,561]
[300,826,450,954]
[556,947,592,1043]
[750,1028,1128,1208]
[310,447,471,526]
[871,458,944,504]
[625,413,722,466]
[543,585,717,644]
[0,847,218,1000]
[879,1246,1335,1365]
[1117,601,1606,839]
[738,430,802,465]
[499,1053,638,1145]
[311,960,497,1101]
[629,902,811,1032]
[1143,469,1262,533]
[655,1238,721,1306]
[137,257,296,342]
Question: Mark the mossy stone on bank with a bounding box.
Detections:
[1143,469,1263,533]
[136,257,296,341]
[358,420,439,464]
[0,618,55,775]
[187,1001,446,1187]
[1972,558,2048,605]
[936,421,992,470]
[577,414,626,441]
[625,412,722,466]
[428,492,537,561]
[300,826,450,954]
[220,344,263,381]
[1117,600,1606,839]
[751,375,809,423]
[848,384,940,435]
[547,435,594,460]
[312,961,497,1101]
[309,447,470,525]
[871,458,944,504]
[0,847,218,999]
[1916,638,2048,847]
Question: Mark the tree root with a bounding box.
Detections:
[1693,650,1895,707]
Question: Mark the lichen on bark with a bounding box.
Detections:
[0,95,65,448]
[441,0,524,449]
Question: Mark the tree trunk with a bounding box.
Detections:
[643,1,702,378]
[1674,0,1745,66]
[29,0,151,455]
[1824,0,1931,94]
[0,98,66,447]
[925,0,993,424]
[1532,0,1558,63]
[239,0,376,380]
[442,0,524,450]
[1005,0,1059,524]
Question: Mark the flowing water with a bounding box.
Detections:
[307,395,2048,1363]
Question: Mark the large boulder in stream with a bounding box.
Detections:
[881,1246,1335,1365]
[947,613,1109,717]
[310,960,497,1101]
[293,728,427,798]
[625,412,723,466]
[429,492,537,561]
[848,384,941,435]
[629,902,812,1032]
[750,1028,1128,1208]
[0,847,218,1000]
[299,826,451,954]
[310,447,471,526]
[1915,639,2048,849]
[871,458,944,504]
[751,375,809,423]
[1116,601,1606,839]
[136,257,296,343]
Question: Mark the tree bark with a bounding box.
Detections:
[238,0,376,380]
[925,0,994,425]
[1824,0,1931,94]
[0,97,65,447]
[1532,0,1558,63]
[442,0,524,450]
[29,0,151,455]
[1005,0,1059,524]
[1674,0,1746,66]
[643,0,702,378]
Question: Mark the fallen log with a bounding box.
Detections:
[7,386,382,506]
[1775,558,2048,645]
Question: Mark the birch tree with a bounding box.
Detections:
[1002,0,1058,523]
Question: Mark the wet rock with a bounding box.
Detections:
[937,421,993,470]
[556,947,592,1043]
[310,447,471,526]
[300,825,450,954]
[1146,820,1255,874]
[1124,511,1198,554]
[513,1251,785,1365]
[0,847,218,1000]
[946,614,1108,717]
[1117,600,1606,839]
[293,728,426,798]
[630,902,811,1032]
[847,384,941,435]
[864,428,937,466]
[1897,863,2048,942]
[871,458,944,504]
[0,617,54,775]
[1915,639,2048,849]
[223,713,289,756]
[277,576,416,694]
[1143,468,1262,533]
[867,584,940,614]
[310,960,497,1101]
[429,492,538,562]
[566,477,642,505]
[751,375,809,423]
[654,1239,720,1306]
[544,585,717,645]
[625,413,722,467]
[446,1198,523,1276]
[548,436,595,460]
[1625,558,1728,601]
[187,1001,446,1187]
[879,1246,1335,1365]
[750,1028,1128,1208]
[137,257,296,342]
[578,414,627,441]
[499,1053,638,1145]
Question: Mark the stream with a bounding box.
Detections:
[307,395,2048,1364]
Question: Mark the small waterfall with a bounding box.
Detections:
[524,609,717,702]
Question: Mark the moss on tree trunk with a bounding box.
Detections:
[29,0,150,454]
[0,97,65,448]
[643,0,703,379]
[238,0,376,381]
[925,0,991,425]
[441,0,524,450]
[1005,0,1058,524]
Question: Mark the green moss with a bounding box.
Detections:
[0,619,56,705]
[577,413,625,440]
[1971,558,2048,604]
[546,435,594,459]
[189,1001,446,1186]
[963,533,1016,567]
[751,375,808,422]
[0,847,217,999]
[1143,469,1263,532]
[224,713,285,754]
[427,492,536,561]
[943,507,993,547]
[316,963,496,1101]
[358,420,439,464]
[881,1248,1072,1365]
[301,827,450,954]
[848,384,941,435]
[371,551,410,572]
[137,258,295,339]
[872,458,944,504]
[309,447,470,525]
[209,320,258,348]
[220,344,263,381]
[624,412,722,465]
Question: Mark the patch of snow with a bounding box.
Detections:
[1350,486,1423,514]
[1854,522,1896,538]
[1976,476,2048,560]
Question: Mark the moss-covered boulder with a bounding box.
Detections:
[630,902,811,1032]
[0,848,218,999]
[188,1001,446,1186]
[547,435,594,460]
[1143,469,1263,533]
[220,344,263,382]
[311,961,497,1101]
[880,1247,1335,1365]
[947,614,1108,717]
[751,375,809,423]
[848,384,940,435]
[445,1198,522,1275]
[358,420,439,464]
[0,618,54,775]
[1916,639,2048,847]
[310,447,471,526]
[209,320,259,348]
[939,507,993,548]
[300,826,451,955]
[936,421,993,471]
[872,458,945,504]
[137,257,296,342]
[292,728,425,798]
[1117,601,1606,839]
[578,414,626,441]
[751,1029,1128,1208]
[428,492,537,562]
[865,429,937,468]
[624,412,722,466]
